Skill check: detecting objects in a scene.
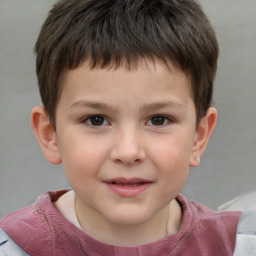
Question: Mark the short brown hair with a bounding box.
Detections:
[35,0,218,127]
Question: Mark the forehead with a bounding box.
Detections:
[61,59,189,90]
[60,58,192,94]
[56,59,195,117]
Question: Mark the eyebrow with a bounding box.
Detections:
[140,101,184,112]
[70,101,117,110]
[70,100,184,112]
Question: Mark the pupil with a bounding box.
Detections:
[152,116,164,125]
[91,116,104,126]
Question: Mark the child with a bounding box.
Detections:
[0,0,244,255]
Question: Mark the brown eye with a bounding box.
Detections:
[85,116,108,126]
[150,116,167,126]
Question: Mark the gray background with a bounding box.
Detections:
[0,0,255,218]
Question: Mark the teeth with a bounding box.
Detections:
[127,183,142,187]
[111,182,143,186]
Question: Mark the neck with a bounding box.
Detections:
[75,196,182,247]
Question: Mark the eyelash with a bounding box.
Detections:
[82,115,110,127]
[146,115,173,126]
[81,114,173,127]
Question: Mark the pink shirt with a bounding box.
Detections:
[0,190,241,256]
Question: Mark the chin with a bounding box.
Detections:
[106,209,152,226]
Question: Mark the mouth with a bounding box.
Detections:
[104,178,152,186]
[110,182,147,187]
[103,178,153,197]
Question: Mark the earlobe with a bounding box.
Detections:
[30,106,61,165]
[190,107,217,167]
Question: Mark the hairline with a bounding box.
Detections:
[51,56,198,130]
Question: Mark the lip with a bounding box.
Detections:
[103,178,153,197]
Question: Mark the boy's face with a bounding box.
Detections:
[53,59,201,227]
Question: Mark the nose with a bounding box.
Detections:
[110,126,146,165]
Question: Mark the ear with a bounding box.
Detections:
[30,106,61,165]
[189,107,217,167]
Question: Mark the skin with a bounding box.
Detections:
[31,59,217,246]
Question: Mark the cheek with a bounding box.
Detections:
[58,135,109,179]
[150,136,192,189]
[151,135,194,167]
[157,151,189,198]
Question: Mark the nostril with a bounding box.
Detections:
[109,137,146,165]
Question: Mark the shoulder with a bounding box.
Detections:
[176,194,241,255]
[217,192,256,255]
[0,191,53,235]
[190,198,241,239]
[0,190,69,255]
[233,207,256,256]
[177,194,242,226]
[0,192,52,254]
[0,228,29,255]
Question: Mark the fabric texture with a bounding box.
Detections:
[0,228,29,256]
[233,207,256,256]
[0,190,241,256]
